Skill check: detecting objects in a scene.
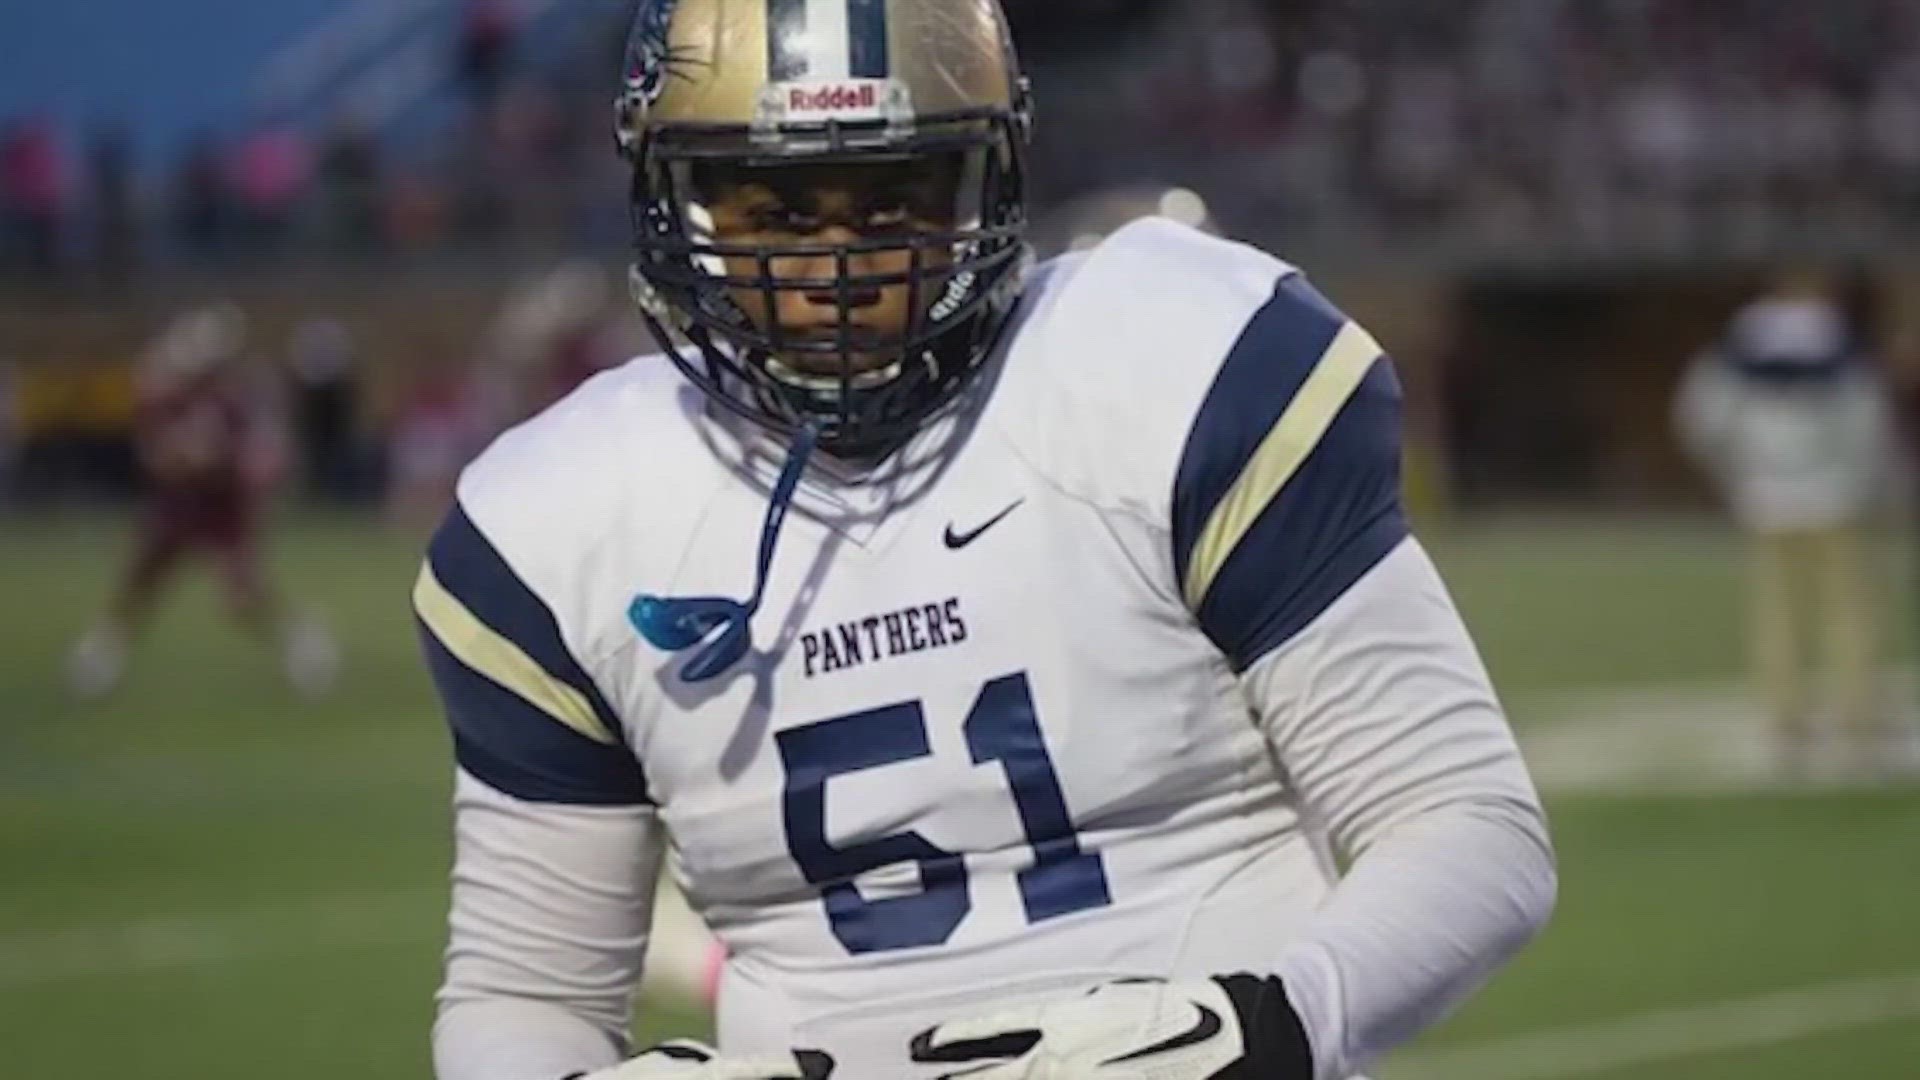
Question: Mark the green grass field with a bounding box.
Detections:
[2,512,1916,1078]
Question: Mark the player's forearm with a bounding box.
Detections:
[436,772,662,1080]
[1273,794,1556,1079]
[1238,538,1557,1077]
[435,996,627,1080]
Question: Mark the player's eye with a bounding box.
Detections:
[753,206,823,234]
[863,204,913,234]
[864,187,951,235]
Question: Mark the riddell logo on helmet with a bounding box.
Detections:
[769,79,895,122]
[790,83,879,113]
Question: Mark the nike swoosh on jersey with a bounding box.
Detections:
[1101,1003,1224,1065]
[943,499,1024,549]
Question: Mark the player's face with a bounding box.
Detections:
[697,157,962,377]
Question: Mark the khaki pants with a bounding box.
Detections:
[1749,526,1881,754]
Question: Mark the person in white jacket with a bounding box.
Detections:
[1676,269,1898,773]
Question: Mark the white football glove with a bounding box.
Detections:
[909,976,1312,1080]
[569,1039,834,1080]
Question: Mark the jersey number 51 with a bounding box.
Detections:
[776,672,1112,954]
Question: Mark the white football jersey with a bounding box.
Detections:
[1674,296,1894,530]
[421,218,1552,1080]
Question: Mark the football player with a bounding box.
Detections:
[419,2,1556,1079]
[68,302,338,699]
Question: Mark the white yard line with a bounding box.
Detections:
[1513,668,1920,796]
[1388,971,1920,1080]
[0,893,435,988]
[0,886,716,1001]
[0,746,436,805]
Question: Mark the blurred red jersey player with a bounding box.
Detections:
[67,303,339,700]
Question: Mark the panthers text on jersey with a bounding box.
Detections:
[420,218,1556,1080]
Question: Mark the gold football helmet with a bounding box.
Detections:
[616,0,1033,457]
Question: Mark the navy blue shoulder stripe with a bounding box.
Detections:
[1198,360,1406,670]
[1172,274,1347,587]
[420,623,651,805]
[418,504,650,805]
[1171,276,1408,671]
[427,504,623,738]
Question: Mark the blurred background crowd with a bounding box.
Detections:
[8,0,1920,270]
[6,0,1920,511]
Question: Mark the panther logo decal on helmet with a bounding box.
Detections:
[617,0,699,151]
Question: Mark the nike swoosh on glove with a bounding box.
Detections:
[909,976,1313,1080]
[567,1039,835,1080]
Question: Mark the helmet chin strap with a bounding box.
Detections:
[629,424,820,682]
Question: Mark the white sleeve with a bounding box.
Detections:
[1674,352,1739,479]
[435,770,667,1080]
[1242,539,1557,1080]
